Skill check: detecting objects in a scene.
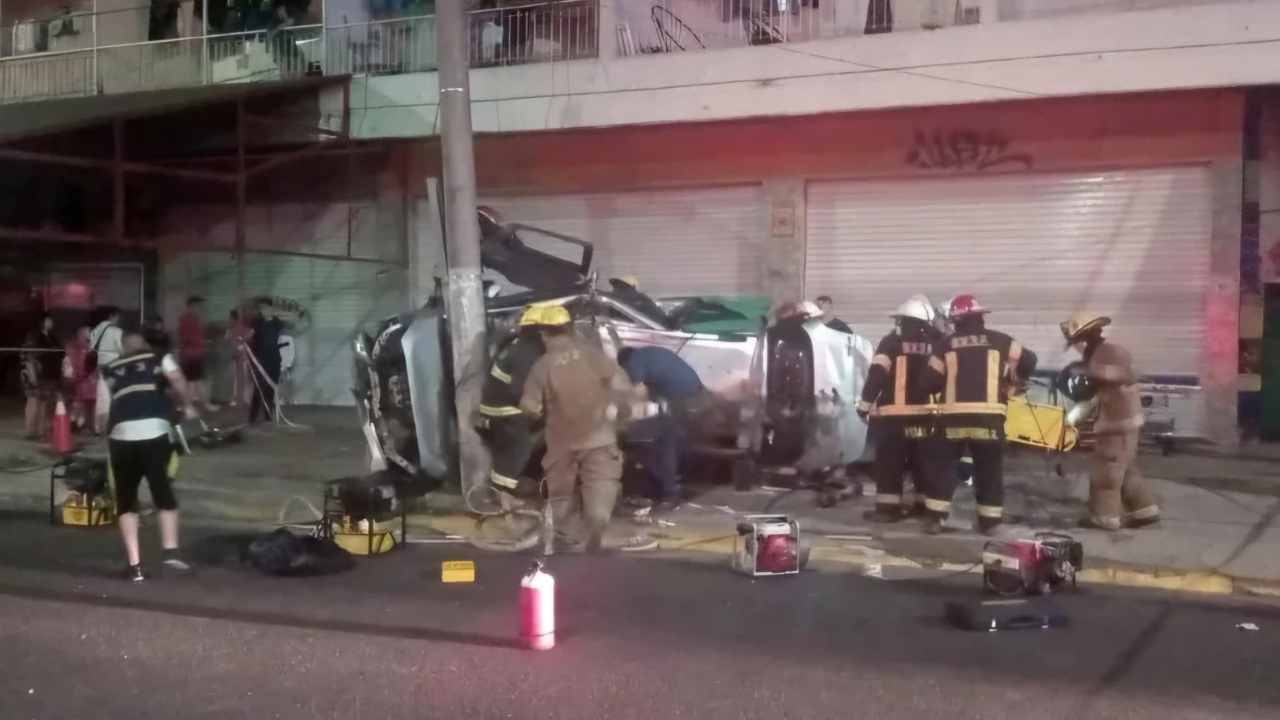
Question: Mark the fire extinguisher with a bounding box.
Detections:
[520,559,555,650]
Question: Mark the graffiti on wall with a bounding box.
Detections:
[905,130,1034,171]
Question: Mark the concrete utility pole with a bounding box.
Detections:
[436,1,489,498]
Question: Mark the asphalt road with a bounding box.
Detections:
[0,512,1278,720]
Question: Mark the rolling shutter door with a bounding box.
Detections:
[805,166,1211,379]
[479,185,767,297]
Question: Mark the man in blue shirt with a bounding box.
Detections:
[617,346,707,508]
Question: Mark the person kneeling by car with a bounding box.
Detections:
[617,346,714,512]
[476,306,547,500]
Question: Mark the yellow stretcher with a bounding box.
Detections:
[1004,396,1078,452]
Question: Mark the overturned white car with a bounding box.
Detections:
[352,214,874,493]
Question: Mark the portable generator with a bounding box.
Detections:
[49,457,115,527]
[733,514,810,576]
[982,532,1083,596]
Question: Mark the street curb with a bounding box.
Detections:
[407,511,1280,598]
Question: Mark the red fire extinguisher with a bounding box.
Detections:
[520,559,555,650]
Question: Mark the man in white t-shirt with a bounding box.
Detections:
[101,332,198,582]
[91,307,125,435]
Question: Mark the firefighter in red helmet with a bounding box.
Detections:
[920,295,1037,535]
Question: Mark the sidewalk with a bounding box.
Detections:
[0,405,370,523]
[2,403,1278,596]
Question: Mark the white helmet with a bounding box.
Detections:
[893,296,935,323]
[797,300,824,320]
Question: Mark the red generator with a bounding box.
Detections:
[734,515,811,576]
[982,533,1083,596]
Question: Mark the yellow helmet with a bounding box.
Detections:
[518,303,571,327]
[1060,311,1111,343]
[619,275,640,289]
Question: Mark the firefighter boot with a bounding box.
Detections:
[975,516,1003,536]
[864,498,906,523]
[922,512,946,535]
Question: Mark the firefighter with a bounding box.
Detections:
[921,294,1037,535]
[519,304,647,553]
[475,306,548,500]
[857,296,947,523]
[1061,312,1160,530]
[932,295,975,486]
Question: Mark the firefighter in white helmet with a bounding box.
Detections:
[1061,312,1160,530]
[857,296,948,523]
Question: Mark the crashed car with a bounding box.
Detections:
[352,211,874,493]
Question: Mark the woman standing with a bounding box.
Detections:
[62,326,98,432]
[224,309,253,407]
[22,315,63,440]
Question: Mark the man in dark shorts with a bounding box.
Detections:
[102,332,199,581]
[177,295,218,412]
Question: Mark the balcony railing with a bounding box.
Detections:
[617,0,1264,55]
[0,0,1267,105]
[0,0,599,104]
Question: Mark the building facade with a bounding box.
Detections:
[2,0,1279,441]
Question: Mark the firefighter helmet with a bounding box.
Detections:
[946,294,989,320]
[1056,361,1098,402]
[1060,311,1111,343]
[797,300,823,320]
[519,303,571,327]
[893,296,935,323]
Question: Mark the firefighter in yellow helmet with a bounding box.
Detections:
[1061,312,1160,530]
[474,305,555,499]
[519,303,650,552]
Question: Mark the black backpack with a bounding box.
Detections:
[245,528,353,577]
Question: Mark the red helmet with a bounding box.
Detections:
[947,294,989,320]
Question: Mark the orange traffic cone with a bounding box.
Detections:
[50,400,74,455]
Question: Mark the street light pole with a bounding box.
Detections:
[436,1,489,498]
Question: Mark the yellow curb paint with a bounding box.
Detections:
[1077,568,1234,595]
[415,513,1245,596]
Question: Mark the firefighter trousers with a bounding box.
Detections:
[543,443,623,548]
[1089,431,1160,529]
[872,424,946,512]
[925,438,1004,526]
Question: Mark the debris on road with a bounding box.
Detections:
[1236,622,1261,632]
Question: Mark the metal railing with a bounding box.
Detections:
[1,1,599,103]
[467,0,599,68]
[0,48,94,103]
[616,0,1275,56]
[323,0,600,77]
[1,0,1258,104]
[326,16,438,76]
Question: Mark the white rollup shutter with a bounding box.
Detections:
[805,167,1211,379]
[479,185,767,297]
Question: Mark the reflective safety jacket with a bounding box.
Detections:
[859,327,937,424]
[479,334,544,418]
[102,353,173,430]
[921,322,1037,437]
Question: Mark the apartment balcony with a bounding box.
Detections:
[1,0,1276,121]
